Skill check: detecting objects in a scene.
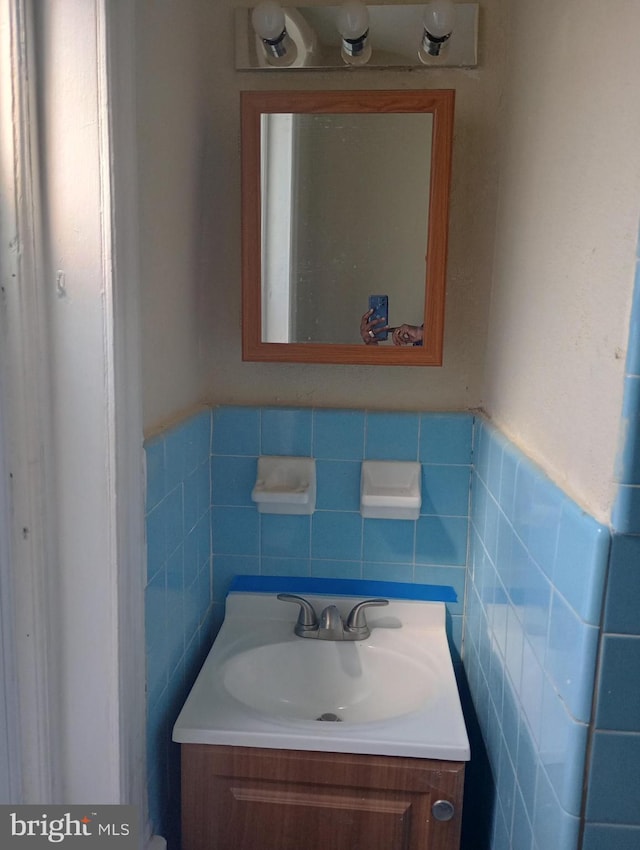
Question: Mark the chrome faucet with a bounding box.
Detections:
[277,594,388,641]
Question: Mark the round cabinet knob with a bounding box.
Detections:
[432,800,455,821]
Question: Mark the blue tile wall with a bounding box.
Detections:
[602,535,640,635]
[583,823,640,850]
[144,409,217,846]
[584,246,640,842]
[462,417,609,850]
[145,401,636,850]
[210,407,473,660]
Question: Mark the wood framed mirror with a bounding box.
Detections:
[241,89,454,365]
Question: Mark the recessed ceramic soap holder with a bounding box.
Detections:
[360,460,422,520]
[252,456,316,515]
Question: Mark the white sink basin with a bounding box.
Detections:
[223,639,436,722]
[173,591,470,761]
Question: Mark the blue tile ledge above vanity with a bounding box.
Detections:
[228,574,457,603]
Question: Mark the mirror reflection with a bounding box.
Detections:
[241,90,455,366]
[261,112,433,345]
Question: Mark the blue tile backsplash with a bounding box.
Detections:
[210,409,473,606]
[144,408,217,847]
[144,398,640,850]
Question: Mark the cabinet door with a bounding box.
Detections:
[182,745,464,850]
[193,774,425,850]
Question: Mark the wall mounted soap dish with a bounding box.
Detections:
[252,456,316,515]
[360,460,422,520]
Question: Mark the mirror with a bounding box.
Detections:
[241,89,455,365]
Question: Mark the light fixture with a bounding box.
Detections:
[336,1,371,66]
[419,0,456,61]
[237,3,478,71]
[251,0,297,66]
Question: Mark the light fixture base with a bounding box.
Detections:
[341,30,372,65]
[261,31,299,65]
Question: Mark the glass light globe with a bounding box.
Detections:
[251,0,286,41]
[423,0,456,38]
[337,0,370,40]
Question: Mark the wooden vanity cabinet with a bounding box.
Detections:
[181,744,465,850]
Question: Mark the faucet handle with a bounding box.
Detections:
[346,598,389,635]
[277,593,319,634]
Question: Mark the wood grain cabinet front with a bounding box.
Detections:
[181,745,465,850]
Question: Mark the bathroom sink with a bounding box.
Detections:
[173,590,470,761]
[223,638,436,722]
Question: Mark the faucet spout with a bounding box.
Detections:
[318,604,345,640]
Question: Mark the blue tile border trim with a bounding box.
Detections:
[228,574,458,602]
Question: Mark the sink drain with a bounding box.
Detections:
[316,712,342,722]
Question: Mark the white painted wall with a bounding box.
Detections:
[136,0,209,431]
[483,0,640,521]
